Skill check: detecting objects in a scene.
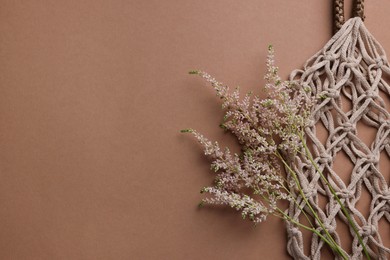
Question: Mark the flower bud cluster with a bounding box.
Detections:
[186,47,313,223]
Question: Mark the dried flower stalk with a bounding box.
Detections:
[182,46,369,259]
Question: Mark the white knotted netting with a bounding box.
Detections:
[286,17,390,260]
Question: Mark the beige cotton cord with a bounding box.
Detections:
[287,17,390,259]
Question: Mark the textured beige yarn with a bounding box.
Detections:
[287,17,390,259]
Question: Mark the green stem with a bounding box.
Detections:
[299,133,370,260]
[279,183,315,229]
[274,208,347,259]
[275,151,347,259]
[257,192,336,251]
[260,163,316,229]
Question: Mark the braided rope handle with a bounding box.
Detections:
[353,0,365,20]
[334,0,365,33]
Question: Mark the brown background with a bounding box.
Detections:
[0,1,389,259]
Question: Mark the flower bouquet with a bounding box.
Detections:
[182,46,370,259]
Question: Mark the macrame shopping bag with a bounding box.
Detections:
[286,1,390,259]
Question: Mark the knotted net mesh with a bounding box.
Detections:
[287,17,390,259]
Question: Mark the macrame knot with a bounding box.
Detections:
[374,56,387,69]
[364,154,378,164]
[342,122,355,132]
[319,224,336,234]
[344,57,359,68]
[365,89,377,99]
[360,224,377,237]
[302,187,316,199]
[336,189,355,199]
[318,153,332,165]
[336,136,350,147]
[289,227,301,237]
[323,52,337,62]
[321,89,339,99]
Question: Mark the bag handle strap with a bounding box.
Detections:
[334,0,365,33]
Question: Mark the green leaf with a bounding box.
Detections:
[180,129,193,133]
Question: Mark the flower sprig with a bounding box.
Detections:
[183,46,312,222]
[182,46,370,259]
